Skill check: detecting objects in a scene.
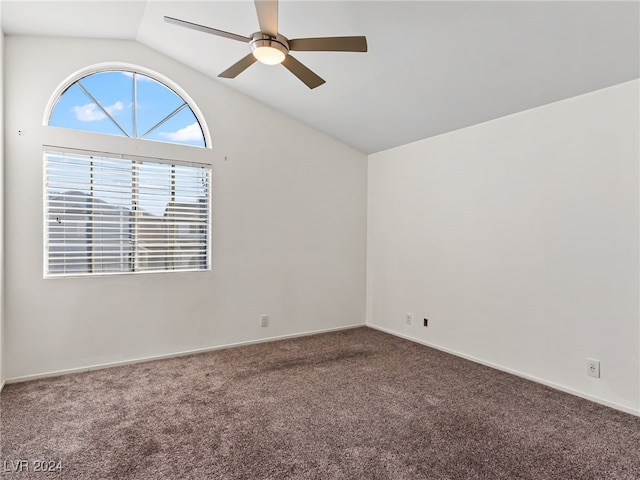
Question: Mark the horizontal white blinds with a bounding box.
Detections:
[44,150,211,276]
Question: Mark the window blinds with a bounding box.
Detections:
[44,149,211,277]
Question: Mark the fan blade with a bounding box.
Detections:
[289,36,368,52]
[254,0,278,37]
[282,55,325,89]
[164,16,251,43]
[218,54,258,79]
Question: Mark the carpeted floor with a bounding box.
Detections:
[1,327,639,479]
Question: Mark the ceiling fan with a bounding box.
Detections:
[165,0,367,89]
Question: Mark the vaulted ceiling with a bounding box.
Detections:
[2,1,639,154]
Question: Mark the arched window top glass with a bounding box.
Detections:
[48,69,207,148]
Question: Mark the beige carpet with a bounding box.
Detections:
[1,327,639,479]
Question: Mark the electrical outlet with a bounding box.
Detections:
[260,314,269,328]
[587,359,600,378]
[405,313,413,326]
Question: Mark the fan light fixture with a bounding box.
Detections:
[250,33,289,65]
[253,46,285,65]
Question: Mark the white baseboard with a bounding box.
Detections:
[0,379,5,393]
[4,323,366,386]
[367,324,640,417]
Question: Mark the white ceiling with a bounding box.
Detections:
[2,1,639,154]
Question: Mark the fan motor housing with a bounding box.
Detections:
[250,32,290,58]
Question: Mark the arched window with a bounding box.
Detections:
[43,66,212,277]
[48,69,207,148]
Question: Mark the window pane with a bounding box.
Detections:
[136,74,186,138]
[169,165,209,270]
[145,106,206,147]
[78,71,134,137]
[45,153,134,274]
[49,84,127,138]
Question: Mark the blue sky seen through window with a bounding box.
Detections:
[49,71,205,147]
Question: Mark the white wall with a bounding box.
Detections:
[367,80,640,414]
[0,2,5,390]
[4,36,367,380]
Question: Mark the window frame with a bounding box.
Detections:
[43,62,212,150]
[43,63,213,279]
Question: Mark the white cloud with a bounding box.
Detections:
[72,101,124,122]
[106,101,124,115]
[72,103,105,122]
[159,122,202,142]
